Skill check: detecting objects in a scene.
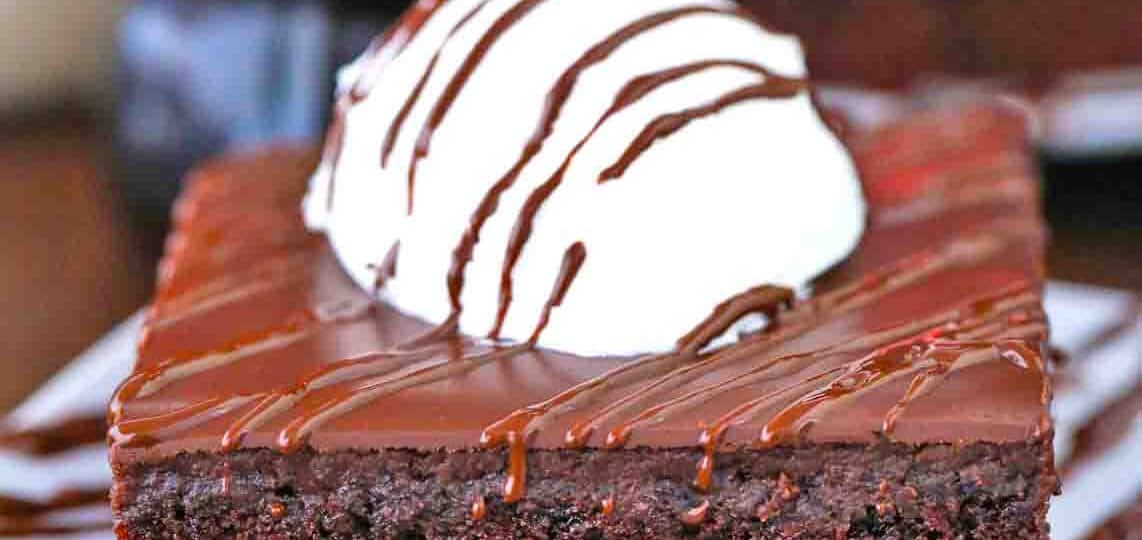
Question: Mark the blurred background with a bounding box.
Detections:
[0,0,1140,413]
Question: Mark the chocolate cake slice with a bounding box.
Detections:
[108,99,1055,539]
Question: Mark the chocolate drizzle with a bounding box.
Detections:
[111,36,1051,525]
[487,58,784,338]
[528,242,587,345]
[372,241,401,292]
[0,414,106,456]
[320,0,446,214]
[407,0,545,214]
[598,76,805,183]
[380,2,487,170]
[439,6,742,333]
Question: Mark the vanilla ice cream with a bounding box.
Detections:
[304,0,866,356]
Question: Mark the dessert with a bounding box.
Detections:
[109,0,1058,538]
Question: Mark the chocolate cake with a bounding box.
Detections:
[107,100,1056,538]
[108,1,1056,538]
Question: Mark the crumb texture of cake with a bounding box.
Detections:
[114,442,1053,539]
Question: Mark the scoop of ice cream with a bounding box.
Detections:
[304,0,866,356]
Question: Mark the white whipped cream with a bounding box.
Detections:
[304,0,866,356]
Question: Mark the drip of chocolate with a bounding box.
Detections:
[600,496,615,517]
[381,2,487,169]
[487,61,788,338]
[408,0,545,214]
[320,0,446,214]
[325,0,798,343]
[528,242,587,345]
[470,493,487,521]
[680,499,710,527]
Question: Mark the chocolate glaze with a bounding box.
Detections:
[371,241,401,292]
[110,100,1051,510]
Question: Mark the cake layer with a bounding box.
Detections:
[116,442,1053,538]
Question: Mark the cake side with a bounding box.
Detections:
[115,441,1054,539]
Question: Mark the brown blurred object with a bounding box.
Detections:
[0,110,148,412]
[748,0,1142,89]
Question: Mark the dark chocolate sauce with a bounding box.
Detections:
[488,58,784,338]
[408,0,545,214]
[528,242,587,345]
[372,241,401,292]
[381,2,487,169]
[442,6,738,335]
[321,0,447,214]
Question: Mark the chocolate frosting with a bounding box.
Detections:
[109,97,1051,507]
